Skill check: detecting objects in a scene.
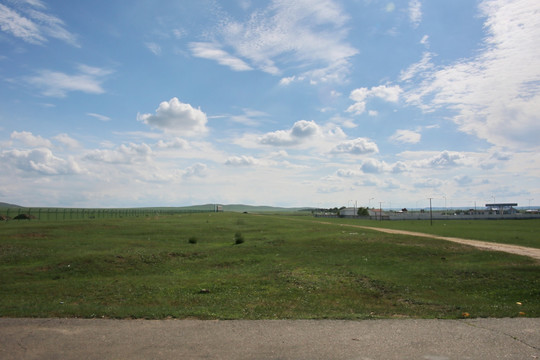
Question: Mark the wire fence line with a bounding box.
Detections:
[0,207,216,221]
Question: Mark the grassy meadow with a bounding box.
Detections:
[0,212,538,319]
[316,217,540,249]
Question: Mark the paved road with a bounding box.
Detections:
[1,318,538,359]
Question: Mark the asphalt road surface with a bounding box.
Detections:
[1,318,539,359]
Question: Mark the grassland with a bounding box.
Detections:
[318,217,540,248]
[0,213,538,319]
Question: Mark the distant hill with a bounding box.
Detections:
[220,204,313,213]
[160,204,312,213]
[0,202,22,208]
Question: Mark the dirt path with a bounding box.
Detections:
[313,220,540,261]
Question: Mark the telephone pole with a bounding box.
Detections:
[429,198,433,226]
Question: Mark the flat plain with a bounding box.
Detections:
[1,213,538,319]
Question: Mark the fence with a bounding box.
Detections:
[314,212,540,221]
[0,207,215,221]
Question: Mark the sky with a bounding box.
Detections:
[1,0,539,210]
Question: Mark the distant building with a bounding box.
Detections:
[340,207,357,216]
[485,203,517,214]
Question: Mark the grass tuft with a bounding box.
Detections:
[234,231,245,244]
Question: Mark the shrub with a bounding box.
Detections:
[188,236,198,244]
[234,231,244,245]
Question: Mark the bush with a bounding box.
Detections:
[188,236,198,244]
[234,231,244,245]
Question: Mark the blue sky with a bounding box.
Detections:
[1,0,539,209]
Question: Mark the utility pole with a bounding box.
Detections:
[429,198,433,226]
[379,202,383,221]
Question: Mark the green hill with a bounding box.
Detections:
[0,202,22,208]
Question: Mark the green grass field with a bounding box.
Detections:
[317,217,540,248]
[1,213,538,319]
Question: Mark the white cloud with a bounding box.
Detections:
[87,113,111,122]
[229,108,268,126]
[192,0,357,83]
[417,150,464,168]
[420,35,429,47]
[0,2,78,46]
[145,42,161,55]
[408,0,422,27]
[400,52,433,82]
[347,85,402,115]
[361,158,387,173]
[336,168,361,178]
[404,0,540,148]
[330,138,379,155]
[25,65,111,97]
[258,120,320,146]
[389,129,421,144]
[225,155,258,166]
[156,137,189,149]
[414,178,444,188]
[53,133,80,149]
[360,158,407,174]
[10,131,52,148]
[183,163,208,178]
[137,97,208,136]
[84,143,152,164]
[279,76,303,86]
[1,148,81,175]
[189,42,253,72]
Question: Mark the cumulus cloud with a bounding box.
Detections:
[183,163,208,178]
[417,150,464,168]
[404,0,540,148]
[190,0,357,83]
[25,65,112,97]
[156,137,189,149]
[335,168,362,178]
[1,148,81,175]
[258,120,320,146]
[0,2,78,46]
[84,143,152,164]
[360,159,407,174]
[330,138,379,155]
[10,131,52,148]
[389,129,421,144]
[361,158,387,173]
[225,155,258,166]
[414,178,444,188]
[53,133,80,149]
[347,85,403,115]
[137,97,208,136]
